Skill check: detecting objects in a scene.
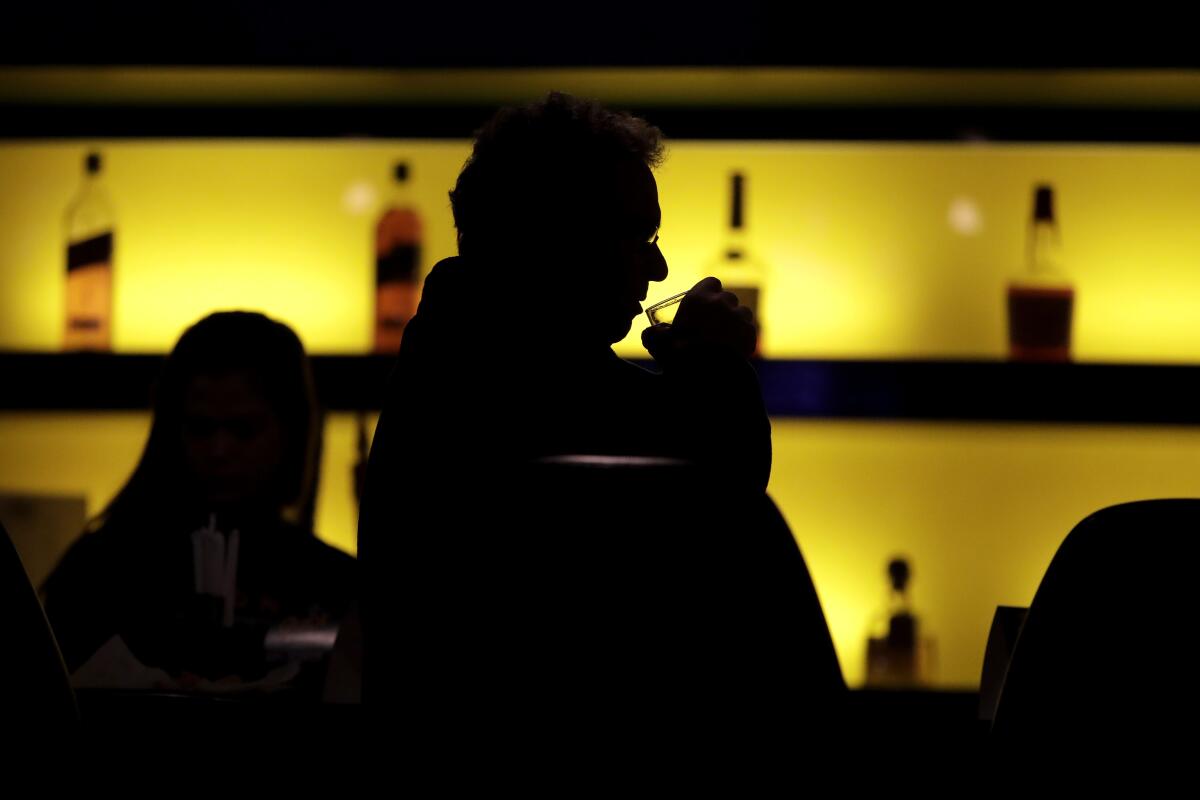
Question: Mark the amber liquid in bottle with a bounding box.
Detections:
[64,152,114,351]
[1008,184,1073,362]
[374,162,423,354]
[713,172,765,356]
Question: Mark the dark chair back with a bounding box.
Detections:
[386,455,845,739]
[0,519,79,729]
[993,499,1200,738]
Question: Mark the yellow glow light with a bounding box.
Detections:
[7,413,1200,687]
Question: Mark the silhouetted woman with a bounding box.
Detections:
[43,311,356,683]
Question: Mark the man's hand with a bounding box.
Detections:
[642,277,756,362]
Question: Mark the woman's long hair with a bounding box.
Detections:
[91,311,321,536]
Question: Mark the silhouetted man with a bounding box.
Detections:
[359,93,795,734]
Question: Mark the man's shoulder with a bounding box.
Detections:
[422,255,462,288]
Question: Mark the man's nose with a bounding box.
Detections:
[644,242,668,283]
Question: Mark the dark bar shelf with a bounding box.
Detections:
[5,352,1200,424]
[12,68,1200,143]
[752,359,1200,424]
[0,352,396,413]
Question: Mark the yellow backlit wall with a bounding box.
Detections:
[5,413,1200,688]
[7,140,1200,359]
[0,412,374,563]
[0,142,467,354]
[8,140,1200,689]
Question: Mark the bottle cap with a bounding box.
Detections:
[888,557,911,592]
[1034,184,1055,222]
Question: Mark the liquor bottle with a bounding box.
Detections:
[374,162,423,354]
[1007,184,1074,361]
[64,151,115,350]
[710,171,766,356]
[866,557,935,687]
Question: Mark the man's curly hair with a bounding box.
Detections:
[450,92,665,256]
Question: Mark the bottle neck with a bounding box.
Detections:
[78,172,106,198]
[386,178,412,209]
[1028,219,1063,279]
[67,174,114,241]
[725,173,746,256]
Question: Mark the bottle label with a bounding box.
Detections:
[724,285,759,320]
[67,231,113,272]
[723,284,762,357]
[374,206,422,352]
[65,231,113,350]
[376,244,420,286]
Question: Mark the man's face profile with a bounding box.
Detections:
[565,158,668,346]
